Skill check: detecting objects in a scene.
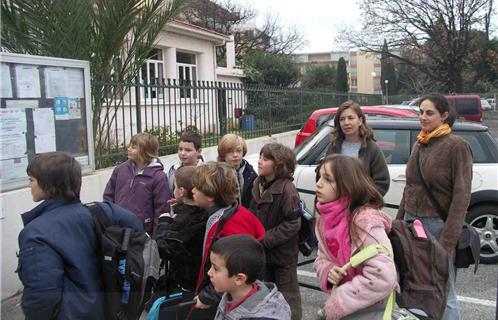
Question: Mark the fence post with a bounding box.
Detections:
[217,82,227,137]
[267,89,272,137]
[135,76,142,133]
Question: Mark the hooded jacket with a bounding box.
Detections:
[104,158,170,234]
[314,207,398,320]
[17,200,142,320]
[236,159,257,208]
[214,280,291,320]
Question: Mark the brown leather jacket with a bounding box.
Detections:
[249,177,301,266]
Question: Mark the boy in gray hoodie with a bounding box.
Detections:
[208,234,290,320]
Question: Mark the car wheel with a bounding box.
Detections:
[466,204,498,264]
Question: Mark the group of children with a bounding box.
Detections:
[103,130,397,320]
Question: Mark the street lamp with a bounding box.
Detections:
[384,79,389,105]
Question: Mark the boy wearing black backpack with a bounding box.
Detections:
[18,152,143,320]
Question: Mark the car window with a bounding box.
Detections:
[295,125,331,164]
[316,113,333,128]
[453,132,490,163]
[450,98,480,115]
[374,129,411,164]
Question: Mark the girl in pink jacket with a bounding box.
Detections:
[314,154,398,320]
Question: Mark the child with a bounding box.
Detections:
[249,142,302,320]
[103,132,170,235]
[217,133,257,208]
[209,234,291,320]
[191,162,265,318]
[167,131,204,193]
[154,166,208,293]
[314,154,398,319]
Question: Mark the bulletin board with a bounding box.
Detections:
[0,53,94,192]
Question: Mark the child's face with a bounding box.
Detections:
[224,145,244,169]
[28,176,46,202]
[127,144,140,163]
[257,155,275,179]
[173,181,184,204]
[178,141,201,166]
[316,164,338,204]
[192,187,214,208]
[207,252,237,294]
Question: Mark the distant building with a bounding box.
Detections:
[292,50,382,94]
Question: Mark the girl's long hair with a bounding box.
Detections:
[329,100,374,154]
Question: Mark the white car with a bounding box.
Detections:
[288,117,498,264]
[481,99,492,111]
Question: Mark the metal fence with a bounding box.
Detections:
[92,79,382,168]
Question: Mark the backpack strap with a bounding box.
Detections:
[85,202,111,230]
[335,244,395,320]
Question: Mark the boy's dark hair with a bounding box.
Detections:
[26,152,82,201]
[175,166,195,199]
[192,162,239,207]
[180,131,202,150]
[211,234,265,284]
[260,143,296,180]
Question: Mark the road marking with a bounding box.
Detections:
[297,270,497,307]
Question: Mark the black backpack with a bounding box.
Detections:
[297,200,318,256]
[389,219,450,320]
[86,202,161,320]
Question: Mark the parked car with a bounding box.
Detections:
[487,98,496,109]
[294,105,418,147]
[292,117,498,264]
[481,99,492,111]
[410,95,483,122]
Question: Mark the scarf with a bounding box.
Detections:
[316,196,359,283]
[417,123,451,144]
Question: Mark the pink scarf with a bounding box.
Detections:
[316,196,360,283]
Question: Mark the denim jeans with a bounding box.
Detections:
[404,213,462,320]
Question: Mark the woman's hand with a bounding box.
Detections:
[193,295,210,309]
[328,266,347,286]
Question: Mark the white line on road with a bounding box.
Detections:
[297,270,497,307]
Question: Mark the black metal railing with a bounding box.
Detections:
[91,79,382,168]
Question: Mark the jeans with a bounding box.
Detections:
[404,213,462,320]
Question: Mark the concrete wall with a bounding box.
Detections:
[0,130,297,300]
[483,110,498,139]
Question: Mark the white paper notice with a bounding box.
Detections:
[0,157,28,181]
[33,108,56,153]
[15,65,41,98]
[1,63,13,98]
[0,108,27,160]
[44,67,66,98]
[66,69,85,98]
[5,99,39,109]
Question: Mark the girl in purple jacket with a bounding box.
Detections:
[314,154,397,320]
[104,132,170,235]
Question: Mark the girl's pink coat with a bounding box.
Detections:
[313,207,399,320]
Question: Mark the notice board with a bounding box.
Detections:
[0,53,94,192]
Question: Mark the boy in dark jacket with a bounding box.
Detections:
[18,152,143,320]
[249,143,302,320]
[209,235,290,320]
[154,166,208,293]
[191,162,265,318]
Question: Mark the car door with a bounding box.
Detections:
[372,128,412,217]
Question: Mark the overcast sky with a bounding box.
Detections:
[242,0,361,53]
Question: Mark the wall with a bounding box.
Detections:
[0,130,297,299]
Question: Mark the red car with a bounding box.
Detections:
[295,105,418,147]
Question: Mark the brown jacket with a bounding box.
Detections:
[250,177,301,266]
[396,134,473,253]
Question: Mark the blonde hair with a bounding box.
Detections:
[192,162,239,206]
[130,132,159,165]
[217,134,247,161]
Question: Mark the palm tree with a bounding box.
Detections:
[1,0,185,159]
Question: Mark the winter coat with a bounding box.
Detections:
[396,134,473,253]
[154,204,208,291]
[314,207,398,320]
[167,157,204,193]
[249,177,301,266]
[17,199,142,320]
[103,158,170,234]
[214,280,291,320]
[327,139,390,195]
[196,204,265,306]
[236,159,258,208]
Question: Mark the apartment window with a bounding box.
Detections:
[177,52,197,99]
[140,49,164,99]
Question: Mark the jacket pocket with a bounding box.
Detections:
[17,247,37,284]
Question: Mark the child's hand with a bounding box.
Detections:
[167,198,178,207]
[328,266,347,286]
[193,295,210,309]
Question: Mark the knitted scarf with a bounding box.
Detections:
[316,196,360,283]
[417,123,451,144]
